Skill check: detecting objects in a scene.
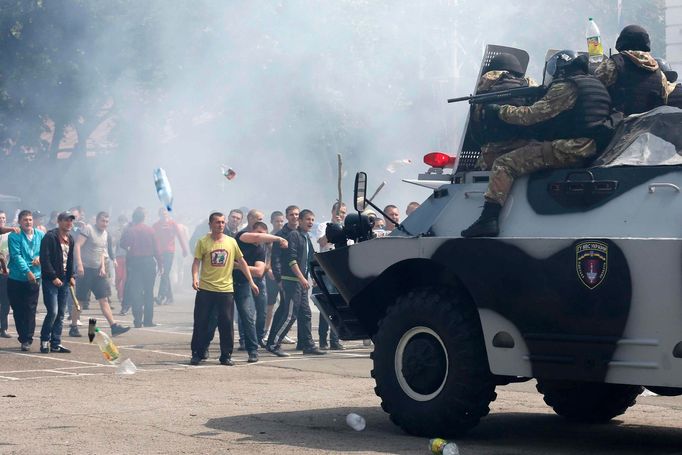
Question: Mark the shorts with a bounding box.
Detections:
[76,268,112,301]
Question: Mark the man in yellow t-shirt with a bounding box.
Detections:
[190,212,258,366]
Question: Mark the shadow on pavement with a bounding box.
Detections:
[206,408,682,454]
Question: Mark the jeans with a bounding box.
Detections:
[234,281,258,353]
[157,252,174,303]
[7,278,40,344]
[40,279,69,347]
[0,275,9,331]
[191,289,234,357]
[267,280,314,349]
[254,279,267,341]
[126,256,156,326]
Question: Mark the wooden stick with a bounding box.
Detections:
[336,153,343,216]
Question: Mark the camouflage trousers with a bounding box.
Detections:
[485,138,596,205]
[476,139,532,171]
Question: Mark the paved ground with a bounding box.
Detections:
[1,290,682,454]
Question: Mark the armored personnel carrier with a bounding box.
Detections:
[311,45,682,437]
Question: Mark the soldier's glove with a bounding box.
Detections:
[483,104,501,120]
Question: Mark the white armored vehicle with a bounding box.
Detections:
[311,45,682,437]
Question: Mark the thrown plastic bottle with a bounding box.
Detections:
[94,328,120,364]
[429,438,460,455]
[345,413,366,431]
[153,167,174,211]
[586,17,604,64]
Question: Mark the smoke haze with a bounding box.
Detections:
[0,0,664,225]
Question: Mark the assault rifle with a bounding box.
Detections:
[447,85,545,104]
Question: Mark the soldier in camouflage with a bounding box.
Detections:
[472,53,539,170]
[462,50,613,238]
[595,25,668,116]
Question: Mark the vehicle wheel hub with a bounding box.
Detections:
[395,326,448,401]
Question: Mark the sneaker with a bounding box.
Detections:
[319,341,329,350]
[51,345,71,353]
[247,351,259,363]
[20,342,31,352]
[143,322,157,328]
[190,355,201,366]
[0,329,11,338]
[69,326,82,337]
[266,345,289,357]
[119,308,129,316]
[219,355,235,366]
[40,341,50,353]
[134,322,142,328]
[111,324,130,336]
[302,347,326,355]
[281,335,295,344]
[76,319,82,326]
[330,342,345,351]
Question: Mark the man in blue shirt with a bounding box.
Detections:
[7,210,45,351]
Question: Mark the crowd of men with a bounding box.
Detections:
[0,199,419,365]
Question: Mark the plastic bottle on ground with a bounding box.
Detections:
[94,327,120,364]
[429,438,460,455]
[116,358,137,374]
[345,413,366,431]
[586,17,604,64]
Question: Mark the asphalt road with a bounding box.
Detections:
[1,290,682,454]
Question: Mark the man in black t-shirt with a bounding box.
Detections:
[233,222,267,362]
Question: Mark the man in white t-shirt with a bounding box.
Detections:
[71,212,129,337]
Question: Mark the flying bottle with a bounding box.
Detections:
[153,168,174,211]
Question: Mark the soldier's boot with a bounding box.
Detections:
[461,201,501,238]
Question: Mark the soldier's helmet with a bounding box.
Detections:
[488,53,524,77]
[615,25,651,53]
[545,50,588,82]
[655,58,678,83]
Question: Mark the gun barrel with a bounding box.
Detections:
[447,95,474,103]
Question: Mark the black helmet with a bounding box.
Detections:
[655,58,678,83]
[546,50,588,79]
[488,53,524,77]
[615,25,651,52]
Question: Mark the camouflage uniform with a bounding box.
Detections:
[485,82,596,205]
[474,71,539,170]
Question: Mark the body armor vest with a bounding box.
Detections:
[610,54,665,116]
[533,75,611,142]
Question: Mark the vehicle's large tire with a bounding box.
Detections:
[370,287,496,437]
[536,380,643,423]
